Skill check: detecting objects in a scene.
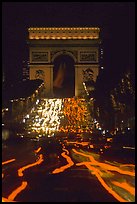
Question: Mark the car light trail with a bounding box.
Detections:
[76,162,127,202]
[2,97,135,202]
[26,99,63,135]
[2,158,17,202]
[72,149,135,176]
[2,159,16,165]
[66,141,89,146]
[111,181,135,196]
[72,149,135,202]
[34,147,41,153]
[59,98,93,134]
[2,197,15,202]
[52,150,74,174]
[2,151,42,202]
[120,164,135,167]
[62,147,69,155]
[2,159,16,186]
[18,154,43,177]
[23,98,94,137]
[8,181,28,201]
[123,146,135,150]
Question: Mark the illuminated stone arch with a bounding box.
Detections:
[28,27,101,97]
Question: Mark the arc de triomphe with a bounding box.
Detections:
[28,27,101,97]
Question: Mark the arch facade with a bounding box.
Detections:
[28,27,101,97]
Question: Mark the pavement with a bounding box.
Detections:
[2,137,135,202]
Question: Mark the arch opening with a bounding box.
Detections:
[53,55,75,98]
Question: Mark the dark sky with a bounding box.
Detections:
[2,2,135,88]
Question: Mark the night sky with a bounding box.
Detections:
[2,2,135,89]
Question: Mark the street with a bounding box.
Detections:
[2,98,135,202]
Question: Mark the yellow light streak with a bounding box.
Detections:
[34,147,41,153]
[111,181,135,196]
[2,159,16,165]
[76,162,128,202]
[120,164,135,167]
[72,149,135,202]
[62,148,69,155]
[2,197,15,202]
[18,154,43,177]
[8,181,28,201]
[27,99,63,135]
[72,149,135,176]
[59,98,92,134]
[52,151,74,174]
[66,141,89,146]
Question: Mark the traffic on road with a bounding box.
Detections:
[2,98,135,202]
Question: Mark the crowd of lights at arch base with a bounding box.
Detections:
[24,98,94,137]
[2,98,135,202]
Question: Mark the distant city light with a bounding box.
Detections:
[36,99,39,105]
[102,130,105,134]
[26,114,29,119]
[123,146,135,150]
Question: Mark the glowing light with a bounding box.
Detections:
[2,197,15,202]
[66,141,89,146]
[25,98,63,135]
[123,146,135,150]
[25,114,29,119]
[111,181,135,196]
[34,147,41,153]
[28,27,100,40]
[58,98,92,134]
[72,149,135,202]
[107,138,112,142]
[52,151,74,174]
[18,154,43,177]
[2,159,16,165]
[8,181,28,201]
[90,144,94,148]
[73,149,135,177]
[36,99,39,105]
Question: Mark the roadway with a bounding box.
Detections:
[2,98,135,202]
